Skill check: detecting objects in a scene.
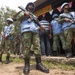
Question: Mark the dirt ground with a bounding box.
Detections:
[0,63,75,75]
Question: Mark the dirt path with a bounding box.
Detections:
[0,63,75,75]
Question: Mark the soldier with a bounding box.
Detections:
[50,14,66,56]
[13,2,49,74]
[58,3,73,58]
[0,18,15,63]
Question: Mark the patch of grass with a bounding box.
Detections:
[11,57,24,63]
[2,54,24,63]
[43,61,75,71]
[2,55,75,71]
[53,63,74,70]
[31,60,75,71]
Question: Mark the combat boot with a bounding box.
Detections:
[66,49,73,58]
[5,55,10,64]
[23,58,30,74]
[35,57,49,73]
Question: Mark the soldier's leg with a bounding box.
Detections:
[53,35,58,56]
[5,39,11,64]
[10,39,14,54]
[5,52,10,64]
[19,42,23,55]
[33,33,49,73]
[14,43,17,55]
[22,32,32,74]
[14,44,18,55]
[64,29,73,58]
[17,44,20,55]
[59,33,67,56]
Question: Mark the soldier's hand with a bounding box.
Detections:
[39,26,45,31]
[24,12,30,18]
[69,20,73,23]
[64,18,72,22]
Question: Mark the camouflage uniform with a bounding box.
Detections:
[0,18,15,63]
[59,13,73,50]
[64,29,72,49]
[10,24,15,53]
[22,32,41,58]
[58,3,73,57]
[4,23,15,56]
[51,14,66,56]
[53,33,66,51]
[13,2,49,74]
[4,38,11,56]
[15,13,41,59]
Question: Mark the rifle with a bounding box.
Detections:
[18,6,41,27]
[60,15,75,26]
[18,6,51,36]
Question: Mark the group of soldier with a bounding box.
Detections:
[38,2,75,58]
[0,1,75,75]
[51,2,75,58]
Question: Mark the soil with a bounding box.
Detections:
[0,63,75,75]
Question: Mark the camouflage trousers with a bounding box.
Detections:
[64,29,72,49]
[53,33,66,51]
[2,38,11,56]
[10,39,14,53]
[22,32,41,59]
[14,42,20,55]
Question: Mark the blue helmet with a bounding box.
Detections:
[6,18,13,22]
[25,2,35,12]
[61,2,70,11]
